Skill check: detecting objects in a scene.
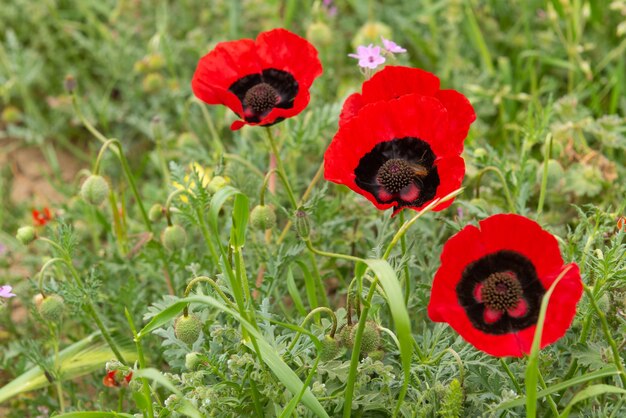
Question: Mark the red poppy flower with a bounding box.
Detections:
[32,208,52,226]
[428,214,583,357]
[324,93,465,214]
[339,66,475,155]
[103,370,132,387]
[191,28,322,131]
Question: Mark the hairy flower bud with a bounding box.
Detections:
[336,323,353,348]
[319,335,343,361]
[208,176,229,194]
[1,106,22,124]
[142,73,164,93]
[37,294,65,322]
[250,205,277,230]
[174,314,202,345]
[16,226,36,245]
[294,208,310,239]
[185,352,202,370]
[438,378,464,418]
[80,175,110,206]
[306,22,333,47]
[148,204,164,222]
[350,321,380,355]
[162,225,187,251]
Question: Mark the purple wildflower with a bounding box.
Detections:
[0,285,16,299]
[348,44,385,69]
[381,37,407,54]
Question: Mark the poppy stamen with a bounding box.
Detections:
[244,83,280,115]
[377,158,426,195]
[480,272,523,312]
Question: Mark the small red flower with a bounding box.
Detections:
[324,94,466,214]
[428,214,583,357]
[103,370,132,388]
[192,28,323,131]
[618,216,625,231]
[32,208,52,226]
[339,66,476,155]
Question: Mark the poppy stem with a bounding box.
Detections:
[264,127,298,209]
[259,168,280,206]
[475,166,515,213]
[124,308,155,418]
[584,285,626,387]
[182,276,236,317]
[398,211,411,306]
[499,358,522,393]
[287,307,338,352]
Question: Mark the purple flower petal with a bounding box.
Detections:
[348,44,386,69]
[381,36,407,54]
[0,285,16,298]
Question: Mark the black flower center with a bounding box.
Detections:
[481,272,523,311]
[228,69,299,124]
[377,159,424,194]
[456,250,546,335]
[354,137,439,208]
[244,83,279,115]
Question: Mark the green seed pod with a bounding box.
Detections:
[146,53,166,71]
[174,314,202,345]
[336,324,353,348]
[142,72,164,93]
[350,321,380,355]
[438,378,464,418]
[162,225,187,251]
[318,335,343,361]
[16,226,36,245]
[208,176,229,194]
[148,204,164,222]
[306,21,333,47]
[368,349,385,361]
[294,209,310,239]
[250,205,276,230]
[1,105,22,124]
[80,175,110,206]
[185,352,202,370]
[37,294,65,322]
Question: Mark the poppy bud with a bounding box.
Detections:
[318,335,343,361]
[16,226,36,245]
[306,22,332,47]
[176,132,198,147]
[1,106,22,124]
[350,321,380,355]
[336,324,353,348]
[37,294,65,322]
[148,204,164,222]
[294,208,310,239]
[146,53,166,71]
[368,349,385,361]
[142,73,164,93]
[80,175,110,206]
[185,352,202,370]
[208,176,229,194]
[250,205,276,230]
[174,314,202,345]
[162,225,187,251]
[63,75,76,93]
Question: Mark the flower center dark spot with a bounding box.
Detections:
[481,272,523,311]
[377,158,424,194]
[244,83,279,115]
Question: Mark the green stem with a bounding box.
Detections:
[584,285,626,387]
[125,309,155,418]
[196,205,221,270]
[264,127,298,208]
[536,134,552,216]
[538,370,559,417]
[398,211,411,306]
[500,358,522,393]
[343,277,378,418]
[260,169,279,206]
[37,257,66,297]
[287,307,338,352]
[183,276,236,315]
[475,166,515,212]
[38,238,127,364]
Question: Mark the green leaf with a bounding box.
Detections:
[208,185,241,234]
[136,300,186,340]
[133,368,202,418]
[363,259,413,415]
[230,192,249,247]
[558,384,626,417]
[286,267,307,317]
[183,295,329,418]
[0,332,136,404]
[496,366,620,410]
